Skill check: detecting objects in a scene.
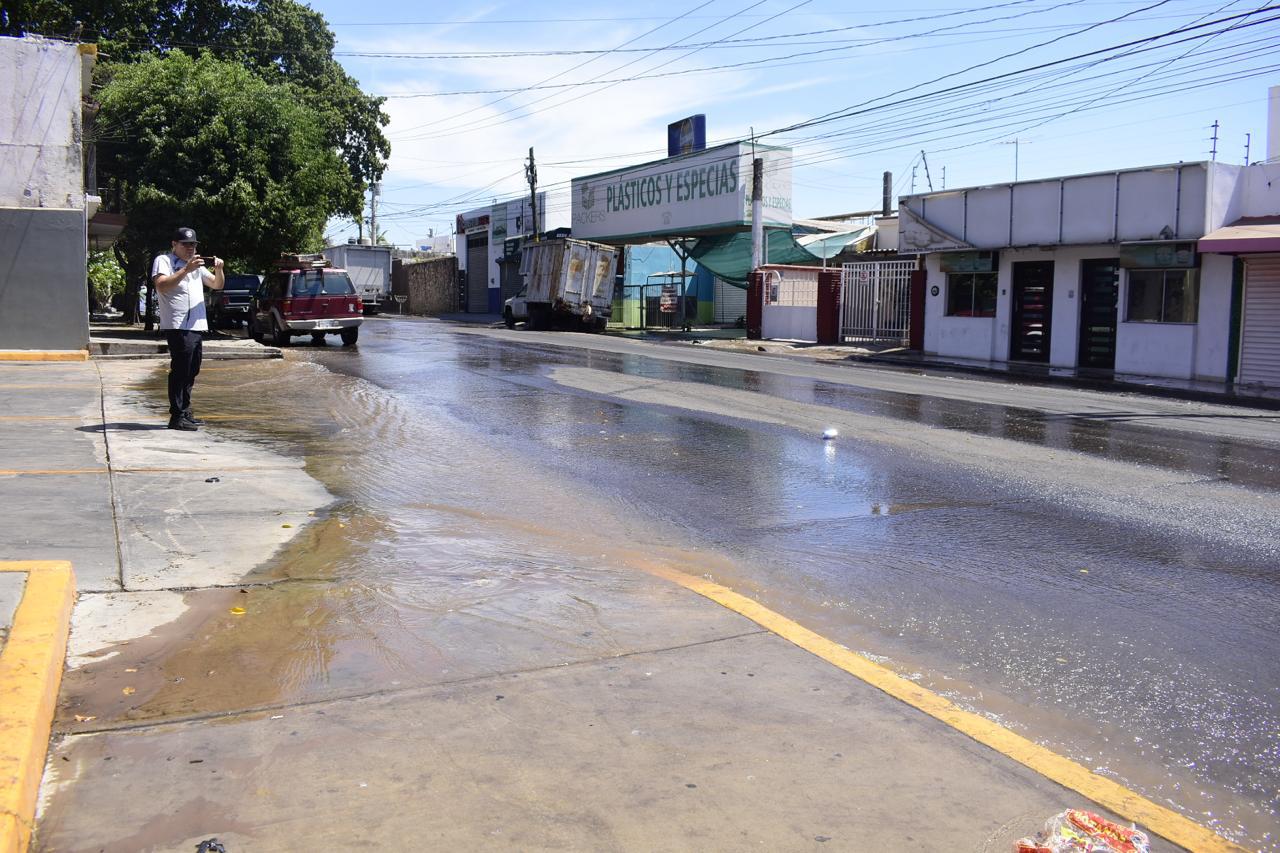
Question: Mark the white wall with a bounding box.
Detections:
[1234,163,1280,218]
[901,164,1210,252]
[0,37,86,209]
[1115,323,1195,379]
[1193,253,1234,380]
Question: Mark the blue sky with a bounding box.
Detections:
[305,0,1279,247]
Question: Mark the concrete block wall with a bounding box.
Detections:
[393,256,459,315]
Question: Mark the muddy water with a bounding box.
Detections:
[61,321,1280,849]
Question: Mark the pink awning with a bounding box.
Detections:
[1199,216,1280,254]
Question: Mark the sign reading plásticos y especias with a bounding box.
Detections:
[571,142,792,242]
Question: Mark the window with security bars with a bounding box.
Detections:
[945,272,998,317]
[1126,269,1198,323]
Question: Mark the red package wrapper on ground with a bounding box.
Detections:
[1013,809,1151,853]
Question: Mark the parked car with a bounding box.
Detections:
[207,273,261,328]
[249,254,363,347]
[503,286,528,328]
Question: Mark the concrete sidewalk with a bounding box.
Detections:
[0,358,1210,851]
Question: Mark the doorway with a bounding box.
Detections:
[1077,258,1119,370]
[465,234,489,313]
[1010,261,1054,362]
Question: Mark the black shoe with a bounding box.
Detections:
[168,417,198,431]
[182,413,206,425]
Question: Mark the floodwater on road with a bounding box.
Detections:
[63,319,1280,849]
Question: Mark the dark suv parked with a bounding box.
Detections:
[207,274,261,328]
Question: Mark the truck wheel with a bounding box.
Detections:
[271,319,291,347]
[250,318,264,344]
[311,332,327,345]
[504,308,516,329]
[340,327,359,347]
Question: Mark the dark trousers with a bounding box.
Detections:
[165,330,203,419]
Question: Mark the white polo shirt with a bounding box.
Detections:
[151,252,213,331]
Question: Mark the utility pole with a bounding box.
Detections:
[920,150,934,192]
[999,139,1029,181]
[370,181,380,245]
[1209,120,1219,161]
[750,157,764,271]
[525,147,539,240]
[1244,132,1251,165]
[881,171,892,216]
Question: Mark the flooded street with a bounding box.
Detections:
[53,318,1280,850]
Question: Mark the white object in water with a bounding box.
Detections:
[822,428,838,440]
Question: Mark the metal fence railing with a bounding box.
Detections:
[841,261,916,345]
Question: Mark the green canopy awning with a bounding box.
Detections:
[688,229,822,287]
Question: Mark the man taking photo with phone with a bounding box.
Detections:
[151,226,224,431]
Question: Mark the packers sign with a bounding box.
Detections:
[572,142,792,242]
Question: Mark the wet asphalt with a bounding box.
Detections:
[267,317,1280,849]
[36,317,1279,849]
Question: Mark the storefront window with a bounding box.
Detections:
[946,272,997,317]
[1126,269,1198,323]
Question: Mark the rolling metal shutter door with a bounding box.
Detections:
[466,235,489,313]
[713,277,747,324]
[1238,255,1280,389]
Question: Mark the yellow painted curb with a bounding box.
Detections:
[0,352,88,363]
[640,562,1244,853]
[0,561,76,853]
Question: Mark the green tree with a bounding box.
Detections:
[98,50,351,320]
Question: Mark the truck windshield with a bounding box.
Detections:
[291,270,356,296]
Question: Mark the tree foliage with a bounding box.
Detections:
[99,50,351,273]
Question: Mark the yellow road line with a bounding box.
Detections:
[640,562,1244,853]
[0,561,75,853]
[0,352,88,363]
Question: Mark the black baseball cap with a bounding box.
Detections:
[172,227,197,243]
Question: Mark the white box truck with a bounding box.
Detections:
[323,242,392,313]
[515,237,619,332]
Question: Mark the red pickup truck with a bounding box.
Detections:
[249,255,364,347]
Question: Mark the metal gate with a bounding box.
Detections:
[1238,255,1280,390]
[465,234,489,313]
[841,260,916,344]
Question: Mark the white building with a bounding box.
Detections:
[898,157,1280,392]
[0,36,100,353]
[455,191,567,313]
